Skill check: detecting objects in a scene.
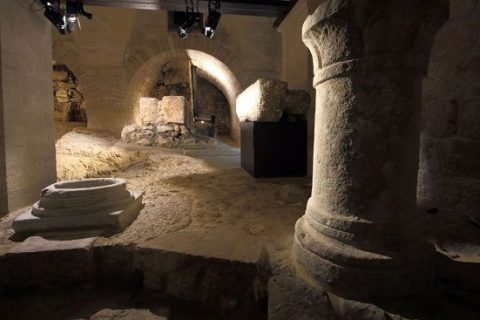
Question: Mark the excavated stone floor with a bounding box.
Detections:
[0,129,479,319]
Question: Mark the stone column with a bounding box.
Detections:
[293,0,449,299]
[0,0,57,216]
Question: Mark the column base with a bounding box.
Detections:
[293,216,435,300]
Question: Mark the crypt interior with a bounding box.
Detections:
[0,0,479,319]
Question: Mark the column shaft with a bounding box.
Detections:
[294,0,449,299]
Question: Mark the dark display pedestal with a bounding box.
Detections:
[241,121,307,177]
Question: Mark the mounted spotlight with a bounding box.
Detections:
[39,0,93,34]
[202,0,221,38]
[178,0,201,39]
[178,12,200,39]
[40,0,67,34]
[66,0,93,33]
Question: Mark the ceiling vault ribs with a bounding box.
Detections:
[82,0,296,17]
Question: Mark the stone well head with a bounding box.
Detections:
[13,178,143,237]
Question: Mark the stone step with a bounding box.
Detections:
[0,236,97,290]
[0,226,270,318]
[113,226,270,318]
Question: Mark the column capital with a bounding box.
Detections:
[302,0,449,85]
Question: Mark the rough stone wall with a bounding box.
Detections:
[53,6,138,135]
[53,65,87,122]
[196,77,230,135]
[419,0,480,215]
[150,60,192,110]
[0,0,56,216]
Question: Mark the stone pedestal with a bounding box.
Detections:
[293,0,449,299]
[12,178,143,236]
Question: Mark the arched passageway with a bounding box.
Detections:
[127,49,241,143]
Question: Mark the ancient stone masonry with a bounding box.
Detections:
[196,77,231,135]
[53,65,87,122]
[293,0,449,299]
[12,178,143,236]
[150,60,192,108]
[121,96,212,147]
[236,78,310,122]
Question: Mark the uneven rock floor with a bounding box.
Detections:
[1,129,310,274]
[0,129,479,319]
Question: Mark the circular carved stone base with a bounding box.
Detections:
[293,216,435,300]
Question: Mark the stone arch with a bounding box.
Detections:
[126,49,242,142]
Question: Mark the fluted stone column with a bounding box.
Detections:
[294,0,449,299]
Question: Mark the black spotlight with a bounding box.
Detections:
[66,0,93,33]
[202,1,221,38]
[66,0,93,20]
[41,0,67,34]
[178,11,201,39]
[40,0,92,34]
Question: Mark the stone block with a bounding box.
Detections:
[139,97,160,125]
[283,90,310,116]
[268,275,337,320]
[55,88,69,99]
[136,226,270,317]
[236,78,287,122]
[52,70,69,81]
[158,96,188,125]
[1,236,96,289]
[121,124,157,146]
[94,244,139,287]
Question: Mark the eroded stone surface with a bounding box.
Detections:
[236,78,287,122]
[53,65,86,123]
[268,274,338,320]
[1,236,96,289]
[12,178,143,236]
[121,124,157,146]
[158,96,188,125]
[283,89,310,117]
[139,96,189,126]
[136,226,270,317]
[236,79,310,122]
[139,98,160,125]
[121,123,195,147]
[293,0,449,300]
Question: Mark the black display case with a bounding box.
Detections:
[241,121,307,177]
